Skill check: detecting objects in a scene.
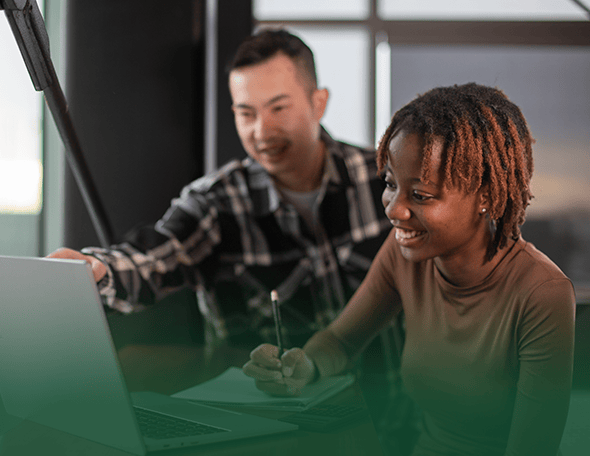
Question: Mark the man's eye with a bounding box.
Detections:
[235,109,254,119]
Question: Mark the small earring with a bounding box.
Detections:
[481,208,487,214]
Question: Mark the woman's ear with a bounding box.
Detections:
[478,185,491,215]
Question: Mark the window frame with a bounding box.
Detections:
[257,0,590,145]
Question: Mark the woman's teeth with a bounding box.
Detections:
[395,228,424,240]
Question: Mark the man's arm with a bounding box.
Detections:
[47,176,224,313]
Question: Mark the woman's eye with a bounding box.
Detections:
[381,174,395,189]
[413,192,431,201]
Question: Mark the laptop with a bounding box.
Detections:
[0,255,297,454]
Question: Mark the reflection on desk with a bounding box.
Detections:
[0,344,384,456]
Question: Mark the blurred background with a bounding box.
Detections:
[1,0,589,369]
[1,0,588,284]
[1,1,589,453]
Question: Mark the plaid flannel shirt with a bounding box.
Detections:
[85,129,391,349]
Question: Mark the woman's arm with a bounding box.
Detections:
[306,232,403,379]
[243,284,399,395]
[504,279,576,456]
[244,231,403,393]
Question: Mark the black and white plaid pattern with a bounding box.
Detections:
[85,129,391,348]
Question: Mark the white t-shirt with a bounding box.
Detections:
[279,187,321,232]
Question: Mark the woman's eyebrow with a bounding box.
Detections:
[379,165,392,179]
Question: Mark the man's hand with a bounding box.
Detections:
[47,247,107,282]
[242,344,316,396]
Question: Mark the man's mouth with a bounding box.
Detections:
[259,147,283,156]
[256,140,289,156]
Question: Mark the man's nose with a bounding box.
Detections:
[253,113,275,141]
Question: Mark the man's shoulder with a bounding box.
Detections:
[186,157,258,194]
[172,157,275,217]
[321,127,374,157]
[328,136,376,161]
[326,137,381,186]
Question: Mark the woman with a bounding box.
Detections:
[243,83,576,456]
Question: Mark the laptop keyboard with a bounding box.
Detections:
[134,407,229,440]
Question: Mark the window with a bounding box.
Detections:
[284,26,371,147]
[0,1,45,255]
[254,0,590,285]
[378,0,589,21]
[255,0,369,20]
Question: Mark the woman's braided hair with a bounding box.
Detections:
[376,83,534,260]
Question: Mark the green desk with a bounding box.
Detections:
[0,345,384,456]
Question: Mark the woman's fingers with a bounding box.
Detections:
[243,344,314,396]
[281,348,316,382]
[280,348,306,376]
[242,359,283,381]
[243,344,283,382]
[249,344,281,369]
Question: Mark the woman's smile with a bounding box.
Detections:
[393,226,427,246]
[382,130,490,272]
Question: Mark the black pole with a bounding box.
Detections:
[1,0,114,247]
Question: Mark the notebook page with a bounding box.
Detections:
[172,367,355,411]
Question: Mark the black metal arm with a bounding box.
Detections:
[1,0,114,247]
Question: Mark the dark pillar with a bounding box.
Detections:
[61,0,253,347]
[63,0,205,347]
[214,0,253,167]
[64,0,205,248]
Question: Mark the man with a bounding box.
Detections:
[51,29,390,352]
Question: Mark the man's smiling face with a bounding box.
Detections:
[229,52,327,191]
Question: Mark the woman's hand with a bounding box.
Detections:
[242,344,317,396]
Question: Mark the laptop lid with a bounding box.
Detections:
[0,256,296,454]
[0,256,146,454]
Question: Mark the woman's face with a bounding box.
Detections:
[381,130,489,266]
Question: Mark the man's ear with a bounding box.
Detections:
[312,88,329,121]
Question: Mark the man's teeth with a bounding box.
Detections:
[257,142,287,155]
[395,228,424,240]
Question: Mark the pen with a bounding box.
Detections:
[271,289,284,359]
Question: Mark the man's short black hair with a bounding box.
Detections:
[228,28,318,90]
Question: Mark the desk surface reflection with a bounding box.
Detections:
[0,344,384,456]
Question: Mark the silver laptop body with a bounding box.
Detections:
[0,256,296,454]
